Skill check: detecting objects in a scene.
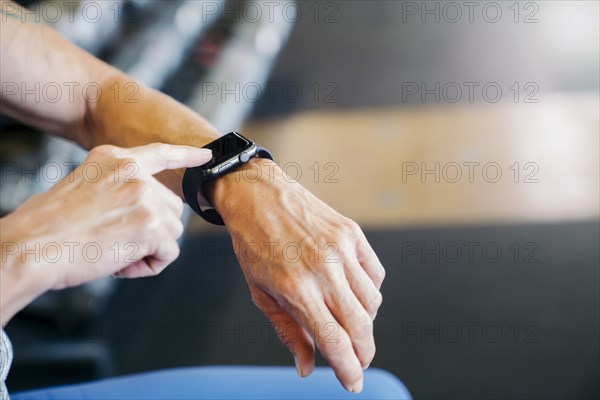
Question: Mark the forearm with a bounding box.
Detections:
[1,1,222,197]
[88,77,222,197]
[0,1,103,142]
[1,3,277,209]
[0,257,42,326]
[0,216,50,325]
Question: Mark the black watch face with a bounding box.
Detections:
[202,132,252,170]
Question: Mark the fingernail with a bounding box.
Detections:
[346,378,363,394]
[362,363,370,371]
[293,355,304,378]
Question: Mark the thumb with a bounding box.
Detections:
[250,287,315,378]
[117,143,212,175]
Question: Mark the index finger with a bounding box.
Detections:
[117,143,212,175]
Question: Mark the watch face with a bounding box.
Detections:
[202,132,253,171]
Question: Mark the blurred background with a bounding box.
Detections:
[1,1,598,399]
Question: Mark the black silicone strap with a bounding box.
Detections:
[183,146,273,226]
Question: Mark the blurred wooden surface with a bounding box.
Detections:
[237,94,599,229]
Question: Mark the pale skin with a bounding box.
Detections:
[0,1,384,393]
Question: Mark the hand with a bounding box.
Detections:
[1,143,212,291]
[212,159,385,393]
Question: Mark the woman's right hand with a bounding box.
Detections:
[1,143,211,296]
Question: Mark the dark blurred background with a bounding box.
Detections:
[1,1,599,399]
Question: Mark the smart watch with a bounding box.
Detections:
[182,132,273,225]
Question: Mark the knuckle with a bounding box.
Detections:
[319,260,342,281]
[146,214,162,231]
[376,265,386,285]
[274,275,303,298]
[172,196,185,216]
[356,313,374,337]
[344,217,362,237]
[169,243,181,262]
[363,340,377,366]
[370,290,383,311]
[127,181,152,198]
[273,276,313,311]
[120,157,139,170]
[173,219,185,238]
[370,341,377,360]
[135,206,159,228]
[135,205,153,221]
[89,144,119,159]
[112,157,138,174]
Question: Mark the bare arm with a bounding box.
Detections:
[1,1,385,392]
[1,0,219,197]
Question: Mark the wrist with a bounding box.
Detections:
[210,158,283,220]
[0,220,51,324]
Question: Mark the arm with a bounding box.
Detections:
[1,1,385,392]
[1,0,219,198]
[0,237,47,326]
